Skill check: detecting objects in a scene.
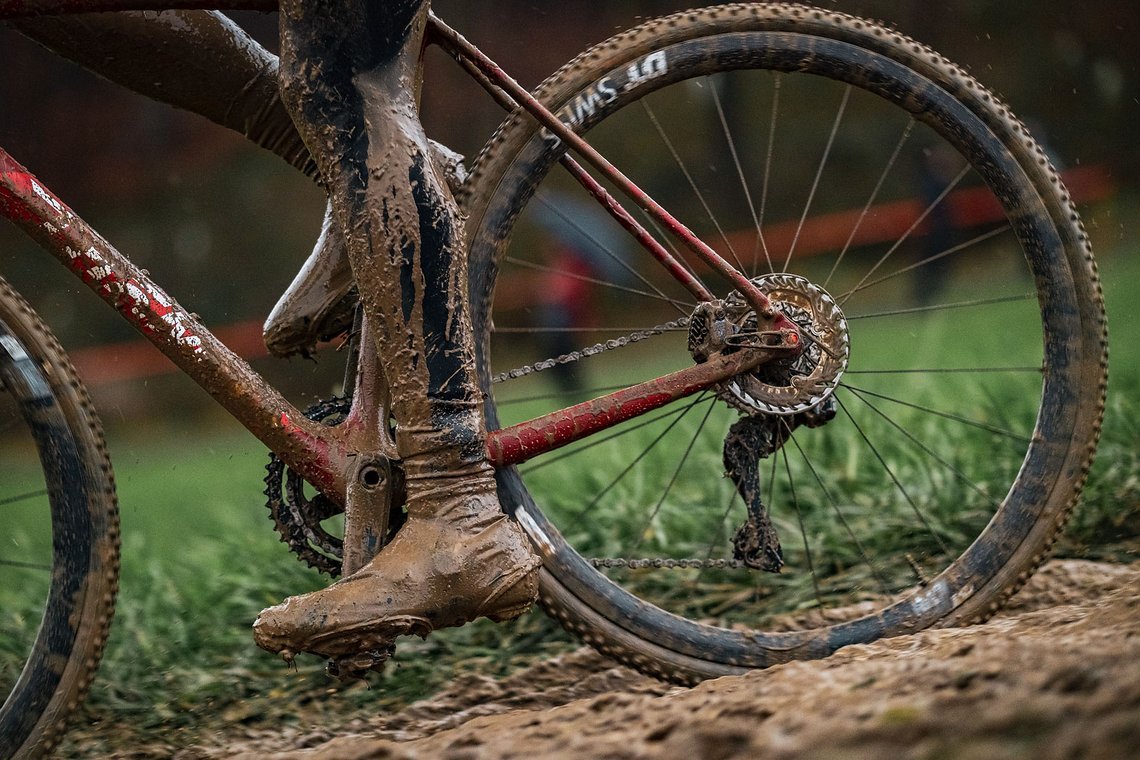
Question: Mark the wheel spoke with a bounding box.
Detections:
[840,383,1031,443]
[697,485,741,579]
[824,117,915,289]
[534,191,693,311]
[710,76,765,277]
[784,85,852,272]
[757,73,781,274]
[785,430,891,595]
[518,396,714,476]
[631,400,718,554]
[640,209,703,281]
[504,255,693,311]
[847,291,1034,321]
[493,326,684,334]
[571,393,709,523]
[552,155,717,303]
[494,384,629,406]
[844,386,1002,508]
[0,489,48,508]
[834,394,950,556]
[779,433,822,608]
[641,98,747,274]
[839,164,971,308]
[846,366,1041,375]
[0,558,51,572]
[843,224,1012,300]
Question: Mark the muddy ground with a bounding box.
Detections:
[159,559,1140,760]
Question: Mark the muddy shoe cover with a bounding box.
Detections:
[252,474,541,662]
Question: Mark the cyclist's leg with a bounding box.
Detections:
[252,0,539,666]
[13,11,464,358]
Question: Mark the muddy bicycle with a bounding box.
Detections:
[0,2,1108,757]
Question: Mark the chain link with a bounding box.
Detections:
[590,557,747,569]
[491,316,690,384]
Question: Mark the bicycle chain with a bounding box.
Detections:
[491,316,690,384]
[268,317,767,575]
[590,557,747,569]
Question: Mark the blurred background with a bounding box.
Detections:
[0,0,1136,426]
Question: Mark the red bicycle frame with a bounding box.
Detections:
[0,1,795,511]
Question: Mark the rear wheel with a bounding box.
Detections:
[465,4,1107,682]
[0,276,119,758]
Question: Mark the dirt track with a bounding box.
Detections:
[181,560,1140,759]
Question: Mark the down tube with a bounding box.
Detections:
[0,148,348,496]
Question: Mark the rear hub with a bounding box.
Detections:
[688,273,849,416]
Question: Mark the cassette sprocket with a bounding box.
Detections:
[688,273,848,416]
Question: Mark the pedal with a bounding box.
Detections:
[325,646,396,679]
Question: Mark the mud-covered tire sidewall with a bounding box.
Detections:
[0,277,120,759]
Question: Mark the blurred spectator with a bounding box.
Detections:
[530,191,635,396]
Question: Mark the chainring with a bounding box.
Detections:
[265,396,350,577]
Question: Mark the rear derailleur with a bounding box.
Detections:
[722,402,834,572]
[688,273,848,572]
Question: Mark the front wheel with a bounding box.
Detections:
[465,4,1107,683]
[0,276,120,758]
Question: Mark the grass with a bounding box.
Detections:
[1060,242,1140,561]
[2,232,1138,756]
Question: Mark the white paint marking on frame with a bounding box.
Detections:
[29,178,64,217]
